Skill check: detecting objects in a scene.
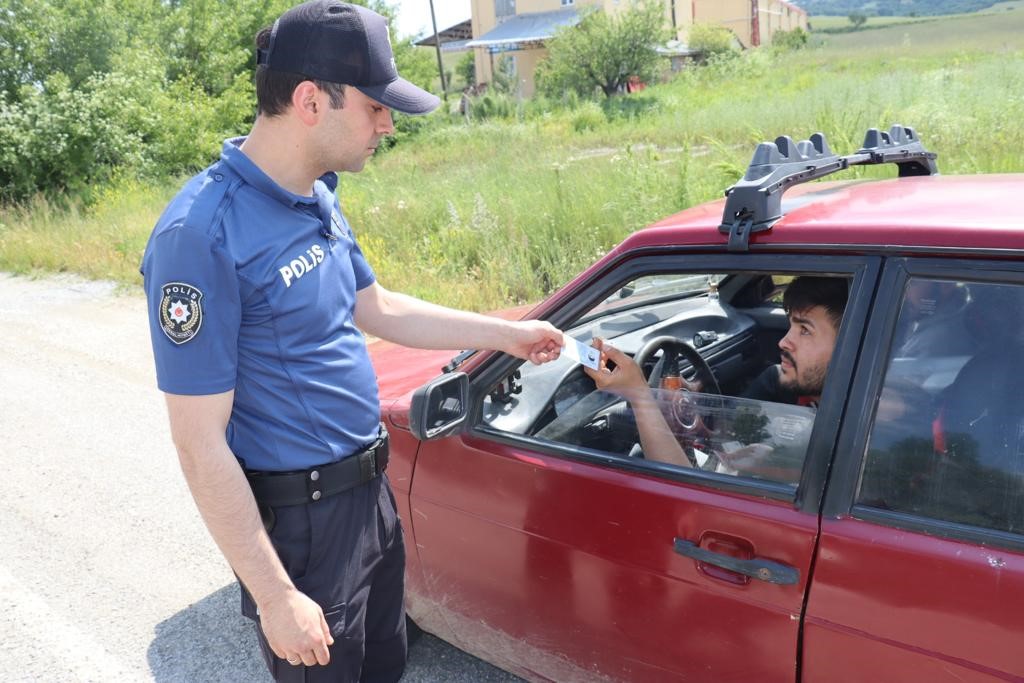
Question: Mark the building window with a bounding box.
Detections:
[495,0,515,21]
[497,54,517,78]
[562,0,575,5]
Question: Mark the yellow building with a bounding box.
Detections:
[466,0,808,97]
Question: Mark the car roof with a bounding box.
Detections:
[623,174,1024,253]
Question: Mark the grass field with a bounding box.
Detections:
[816,3,1024,53]
[811,15,933,32]
[2,7,1023,310]
[811,0,1024,31]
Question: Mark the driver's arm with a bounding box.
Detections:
[584,340,693,469]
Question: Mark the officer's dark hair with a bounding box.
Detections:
[255,27,347,117]
[783,276,849,331]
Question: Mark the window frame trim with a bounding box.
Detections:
[464,250,882,513]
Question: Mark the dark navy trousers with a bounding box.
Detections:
[241,475,407,683]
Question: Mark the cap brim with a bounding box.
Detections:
[356,77,440,116]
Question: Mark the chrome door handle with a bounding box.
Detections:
[673,538,800,585]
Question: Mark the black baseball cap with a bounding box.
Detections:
[256,0,440,115]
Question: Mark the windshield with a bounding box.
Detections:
[579,274,723,324]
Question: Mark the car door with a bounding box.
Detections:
[409,253,881,682]
[805,259,1024,682]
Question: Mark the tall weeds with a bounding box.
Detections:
[2,11,1022,310]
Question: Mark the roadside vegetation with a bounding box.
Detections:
[1,4,1023,310]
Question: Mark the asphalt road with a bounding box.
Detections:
[0,273,522,683]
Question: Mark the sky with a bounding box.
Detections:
[393,0,472,39]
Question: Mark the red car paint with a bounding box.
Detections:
[369,173,1024,682]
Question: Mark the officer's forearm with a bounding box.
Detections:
[356,283,512,350]
[175,438,296,608]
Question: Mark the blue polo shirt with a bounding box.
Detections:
[141,138,380,471]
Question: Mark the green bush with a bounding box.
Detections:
[571,101,606,132]
[456,52,476,88]
[0,0,445,203]
[0,73,143,201]
[0,45,250,203]
[602,95,661,121]
[688,23,736,60]
[470,93,520,121]
[773,27,810,51]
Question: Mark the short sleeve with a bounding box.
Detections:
[141,226,241,395]
[333,205,375,291]
[348,232,376,291]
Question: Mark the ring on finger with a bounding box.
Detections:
[287,656,301,665]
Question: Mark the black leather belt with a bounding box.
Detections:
[246,427,389,507]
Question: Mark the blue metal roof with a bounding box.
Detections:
[466,8,580,50]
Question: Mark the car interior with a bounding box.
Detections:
[481,272,829,484]
[479,271,1024,515]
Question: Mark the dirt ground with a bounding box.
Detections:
[0,273,516,682]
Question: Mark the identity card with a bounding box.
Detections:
[561,337,601,370]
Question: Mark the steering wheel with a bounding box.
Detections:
[632,336,723,468]
[634,336,721,395]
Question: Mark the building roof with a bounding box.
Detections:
[466,7,580,51]
[779,1,807,16]
[413,18,473,49]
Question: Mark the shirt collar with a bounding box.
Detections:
[219,137,339,207]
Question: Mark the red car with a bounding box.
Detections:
[369,126,1024,682]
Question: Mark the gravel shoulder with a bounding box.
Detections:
[0,273,517,682]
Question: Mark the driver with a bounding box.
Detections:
[739,276,849,407]
[584,276,848,478]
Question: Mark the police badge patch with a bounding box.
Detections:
[158,282,204,345]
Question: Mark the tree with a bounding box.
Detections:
[848,12,868,28]
[0,0,440,201]
[536,2,671,99]
[0,0,154,100]
[456,51,476,89]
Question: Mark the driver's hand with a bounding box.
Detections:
[584,339,648,399]
[716,443,798,483]
[717,443,774,472]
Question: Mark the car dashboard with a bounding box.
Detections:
[482,293,765,437]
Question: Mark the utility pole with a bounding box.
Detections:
[751,0,761,47]
[428,0,448,102]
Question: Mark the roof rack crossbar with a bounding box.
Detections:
[718,124,938,251]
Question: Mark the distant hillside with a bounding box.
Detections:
[795,0,1000,16]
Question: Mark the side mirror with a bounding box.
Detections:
[410,372,469,441]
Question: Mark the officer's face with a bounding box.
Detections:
[777,305,838,397]
[316,87,395,173]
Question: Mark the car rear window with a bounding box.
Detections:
[857,278,1024,535]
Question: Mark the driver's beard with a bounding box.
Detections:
[780,362,827,398]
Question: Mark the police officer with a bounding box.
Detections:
[140,3,562,681]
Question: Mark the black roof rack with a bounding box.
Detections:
[718,124,939,251]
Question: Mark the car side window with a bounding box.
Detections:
[483,272,848,487]
[857,278,1024,534]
